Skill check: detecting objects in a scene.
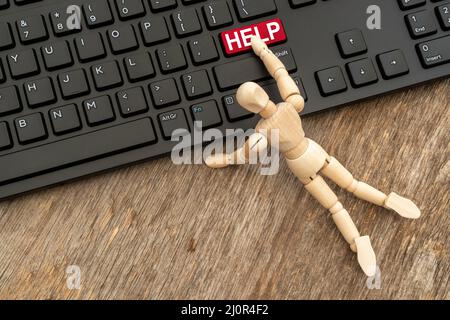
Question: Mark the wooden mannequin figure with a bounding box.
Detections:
[206,36,421,276]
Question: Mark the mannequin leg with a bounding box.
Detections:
[303,174,377,277]
[321,157,420,219]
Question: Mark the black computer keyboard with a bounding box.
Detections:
[0,0,449,199]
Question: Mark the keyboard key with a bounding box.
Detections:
[91,61,123,91]
[124,52,155,82]
[293,78,307,102]
[14,0,42,5]
[191,100,222,129]
[214,46,296,90]
[115,0,146,20]
[0,122,12,151]
[0,118,156,185]
[24,77,56,108]
[41,41,74,71]
[0,0,10,9]
[50,6,82,36]
[0,62,3,83]
[117,87,149,117]
[83,96,115,126]
[233,0,277,21]
[188,36,219,65]
[0,22,15,50]
[171,8,202,37]
[140,17,170,46]
[157,45,187,74]
[436,3,450,30]
[182,0,204,4]
[223,94,253,121]
[264,78,307,102]
[108,25,139,54]
[220,18,287,56]
[149,0,177,12]
[7,49,40,80]
[49,104,82,135]
[315,66,347,96]
[58,69,90,99]
[336,29,367,58]
[75,33,106,62]
[158,109,189,139]
[290,0,316,8]
[0,86,21,116]
[182,70,212,100]
[398,0,426,10]
[83,0,114,28]
[15,113,47,144]
[346,58,378,88]
[406,10,438,39]
[417,35,450,68]
[150,78,180,108]
[377,50,409,79]
[16,15,48,44]
[202,2,233,29]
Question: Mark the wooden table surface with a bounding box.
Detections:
[0,78,449,300]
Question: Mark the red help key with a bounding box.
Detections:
[221,18,287,56]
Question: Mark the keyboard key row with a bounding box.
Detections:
[2,33,219,82]
[316,49,410,96]
[0,97,225,151]
[1,0,276,52]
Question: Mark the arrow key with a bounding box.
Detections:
[346,58,378,88]
[117,86,149,117]
[315,66,347,96]
[336,29,367,58]
[377,49,409,79]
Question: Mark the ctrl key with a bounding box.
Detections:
[158,109,189,140]
[14,113,47,144]
[0,122,12,151]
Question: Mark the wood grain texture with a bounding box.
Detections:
[0,79,449,300]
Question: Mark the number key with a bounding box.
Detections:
[115,0,146,20]
[50,6,82,36]
[406,10,437,39]
[397,0,426,10]
[16,15,48,44]
[436,3,450,30]
[83,0,114,28]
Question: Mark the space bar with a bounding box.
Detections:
[0,118,156,185]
